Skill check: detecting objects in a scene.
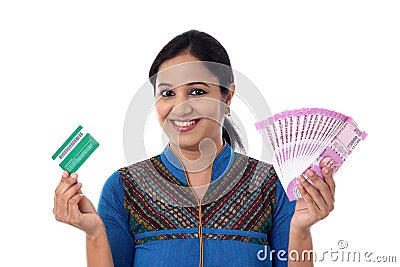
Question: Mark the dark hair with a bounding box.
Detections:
[149,30,245,153]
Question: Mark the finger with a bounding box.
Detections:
[54,171,70,193]
[54,171,71,217]
[55,172,78,196]
[297,182,320,214]
[322,167,336,199]
[298,179,329,222]
[78,195,96,213]
[306,169,334,212]
[298,174,329,215]
[67,193,84,226]
[54,172,79,216]
[58,182,83,221]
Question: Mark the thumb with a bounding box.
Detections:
[78,195,96,213]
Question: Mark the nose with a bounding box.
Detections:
[172,95,193,117]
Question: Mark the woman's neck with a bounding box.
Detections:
[168,138,224,173]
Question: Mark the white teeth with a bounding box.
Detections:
[173,120,196,127]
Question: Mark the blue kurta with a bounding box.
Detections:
[98,143,296,266]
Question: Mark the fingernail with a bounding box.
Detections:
[299,177,306,183]
[62,171,69,178]
[306,170,313,176]
[71,173,77,179]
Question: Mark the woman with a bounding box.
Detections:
[53,30,335,267]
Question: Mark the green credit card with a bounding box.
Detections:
[52,125,99,173]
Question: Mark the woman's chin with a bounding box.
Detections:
[165,134,202,148]
[170,139,200,150]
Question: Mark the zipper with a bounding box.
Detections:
[171,142,226,267]
[184,162,212,267]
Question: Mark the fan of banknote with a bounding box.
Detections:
[255,108,367,201]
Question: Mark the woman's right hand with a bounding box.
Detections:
[53,171,104,237]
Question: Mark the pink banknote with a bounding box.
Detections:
[256,108,367,201]
[287,117,367,201]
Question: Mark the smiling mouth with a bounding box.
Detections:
[170,119,200,132]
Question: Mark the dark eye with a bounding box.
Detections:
[189,88,207,96]
[161,90,175,97]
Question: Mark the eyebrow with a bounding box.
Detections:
[157,82,211,88]
[157,82,173,88]
[187,82,211,88]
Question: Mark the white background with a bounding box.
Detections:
[1,1,399,266]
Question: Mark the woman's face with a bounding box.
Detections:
[154,53,233,151]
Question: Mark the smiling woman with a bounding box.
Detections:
[149,30,245,155]
[53,30,337,267]
[154,60,228,154]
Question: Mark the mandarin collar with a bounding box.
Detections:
[160,141,236,186]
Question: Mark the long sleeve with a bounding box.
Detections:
[268,178,297,267]
[98,171,135,267]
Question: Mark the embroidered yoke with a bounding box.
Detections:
[98,143,296,267]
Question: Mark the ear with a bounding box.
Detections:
[225,83,235,106]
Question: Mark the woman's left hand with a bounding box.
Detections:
[290,167,335,232]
